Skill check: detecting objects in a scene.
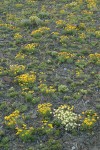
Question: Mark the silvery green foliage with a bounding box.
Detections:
[29,16,43,25]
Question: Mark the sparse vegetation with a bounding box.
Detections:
[0,0,100,149]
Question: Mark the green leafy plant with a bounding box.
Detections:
[80,110,99,131]
[16,126,35,142]
[20,19,31,26]
[58,84,68,93]
[29,15,43,26]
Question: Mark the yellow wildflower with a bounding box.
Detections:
[48,124,53,128]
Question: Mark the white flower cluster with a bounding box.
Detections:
[53,105,78,131]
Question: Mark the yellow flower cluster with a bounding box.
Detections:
[15,53,26,60]
[4,110,20,126]
[23,43,38,51]
[9,64,25,75]
[60,10,66,15]
[15,71,36,86]
[31,27,50,36]
[76,0,83,5]
[42,120,53,128]
[95,30,100,37]
[65,1,77,7]
[26,0,35,3]
[15,3,23,8]
[21,87,34,95]
[0,23,16,29]
[56,20,66,27]
[14,33,22,39]
[78,33,86,39]
[58,52,75,60]
[48,123,53,128]
[82,10,93,15]
[81,110,99,130]
[0,67,3,75]
[39,83,56,94]
[79,23,86,28]
[16,125,34,136]
[16,128,23,135]
[38,103,52,115]
[42,120,48,124]
[89,53,100,59]
[15,124,34,141]
[65,24,77,31]
[89,53,100,63]
[76,69,83,77]
[52,32,59,36]
[4,111,34,140]
[82,117,96,126]
[60,35,69,43]
[86,0,97,9]
[6,13,15,21]
[58,104,74,111]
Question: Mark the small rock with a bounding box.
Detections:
[71,146,76,150]
[64,68,67,71]
[2,76,12,83]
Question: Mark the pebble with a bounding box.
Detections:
[71,146,76,150]
[64,68,67,71]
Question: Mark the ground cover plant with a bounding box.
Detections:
[0,0,100,149]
